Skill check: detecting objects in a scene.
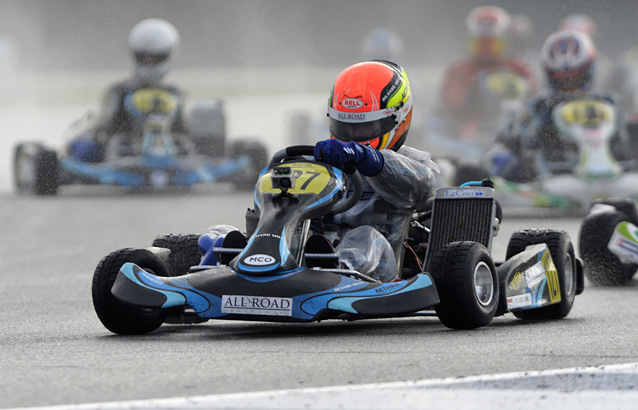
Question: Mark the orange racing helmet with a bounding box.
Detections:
[327,60,412,151]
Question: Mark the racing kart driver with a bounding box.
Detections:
[68,18,188,162]
[313,60,440,282]
[489,30,631,182]
[433,5,536,141]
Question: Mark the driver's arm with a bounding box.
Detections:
[367,146,439,211]
[97,86,124,139]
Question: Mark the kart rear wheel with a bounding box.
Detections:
[506,229,577,319]
[14,143,59,196]
[92,248,170,335]
[452,161,489,187]
[589,198,638,225]
[579,210,637,285]
[430,241,499,330]
[152,234,203,276]
[228,139,268,191]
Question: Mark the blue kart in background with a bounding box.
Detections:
[13,98,268,195]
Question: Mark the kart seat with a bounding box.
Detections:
[304,234,340,269]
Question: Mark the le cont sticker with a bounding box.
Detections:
[222,295,293,316]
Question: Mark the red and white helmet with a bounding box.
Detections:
[465,5,511,59]
[541,30,597,92]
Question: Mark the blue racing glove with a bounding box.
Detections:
[314,139,384,176]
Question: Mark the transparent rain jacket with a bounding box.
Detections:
[330,145,439,278]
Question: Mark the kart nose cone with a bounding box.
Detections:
[474,261,495,307]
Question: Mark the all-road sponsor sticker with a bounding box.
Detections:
[507,293,532,309]
[221,295,293,316]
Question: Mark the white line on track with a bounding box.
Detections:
[19,362,638,410]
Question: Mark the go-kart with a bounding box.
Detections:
[485,97,638,211]
[91,145,584,335]
[13,97,267,195]
[579,197,638,285]
[426,68,531,161]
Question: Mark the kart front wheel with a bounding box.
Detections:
[151,234,203,276]
[506,229,577,320]
[228,139,268,191]
[430,241,499,330]
[92,248,170,335]
[14,143,59,196]
[579,210,637,285]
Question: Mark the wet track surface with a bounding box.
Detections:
[1,187,638,408]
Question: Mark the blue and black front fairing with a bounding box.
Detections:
[112,263,439,321]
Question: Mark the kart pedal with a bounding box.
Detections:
[217,230,247,265]
[304,234,340,268]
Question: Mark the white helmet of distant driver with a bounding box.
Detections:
[128,18,180,84]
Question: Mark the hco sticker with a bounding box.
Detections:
[243,254,276,266]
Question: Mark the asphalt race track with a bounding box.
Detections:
[1,187,637,408]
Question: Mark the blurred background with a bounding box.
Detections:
[1,0,638,192]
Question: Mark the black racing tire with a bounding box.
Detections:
[14,143,60,196]
[430,241,499,330]
[13,143,27,192]
[589,198,638,225]
[228,139,269,191]
[151,234,203,276]
[579,210,637,285]
[34,149,60,196]
[453,161,489,187]
[92,248,170,335]
[494,199,503,224]
[506,229,577,320]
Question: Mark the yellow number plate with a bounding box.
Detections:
[130,88,178,114]
[559,100,613,127]
[485,71,529,99]
[260,162,333,195]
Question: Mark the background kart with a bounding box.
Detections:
[579,197,638,285]
[454,97,638,212]
[91,145,584,335]
[13,98,268,195]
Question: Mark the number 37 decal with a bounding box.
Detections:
[260,163,333,195]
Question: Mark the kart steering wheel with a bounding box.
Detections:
[269,145,363,215]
